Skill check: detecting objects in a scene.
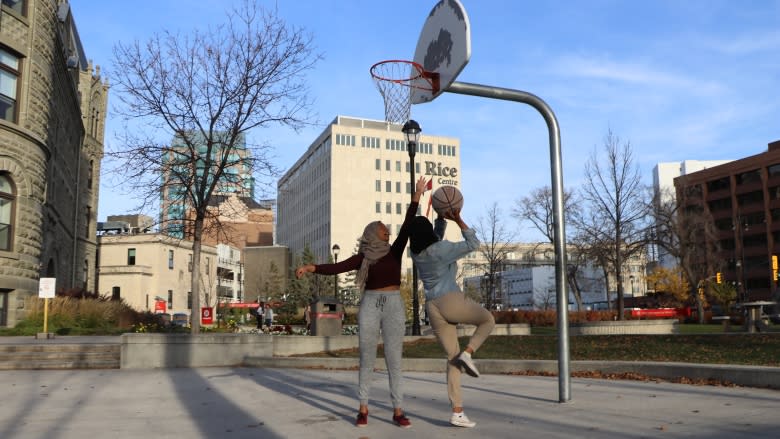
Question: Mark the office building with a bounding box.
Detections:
[653,160,732,269]
[277,115,461,282]
[673,140,780,301]
[160,131,254,238]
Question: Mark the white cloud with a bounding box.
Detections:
[550,54,724,96]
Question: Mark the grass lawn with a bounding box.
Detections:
[307,323,780,367]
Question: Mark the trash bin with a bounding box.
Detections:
[311,296,344,336]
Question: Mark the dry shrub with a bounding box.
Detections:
[23,295,139,333]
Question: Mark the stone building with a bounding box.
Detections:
[0,1,108,326]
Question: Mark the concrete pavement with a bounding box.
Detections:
[1,366,779,439]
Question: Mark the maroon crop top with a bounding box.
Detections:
[313,201,418,290]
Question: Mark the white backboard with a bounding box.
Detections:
[411,0,471,104]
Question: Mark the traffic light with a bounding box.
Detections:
[716,272,722,284]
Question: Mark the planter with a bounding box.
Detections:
[420,323,530,337]
[570,319,678,335]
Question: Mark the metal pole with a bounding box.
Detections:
[445,81,571,402]
[334,253,339,298]
[409,142,421,336]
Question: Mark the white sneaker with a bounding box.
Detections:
[455,351,480,377]
[450,412,476,428]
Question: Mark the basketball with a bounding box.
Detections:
[431,185,464,216]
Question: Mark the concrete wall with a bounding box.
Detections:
[121,333,274,369]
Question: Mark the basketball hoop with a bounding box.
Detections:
[370,60,439,124]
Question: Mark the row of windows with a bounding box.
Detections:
[361,136,380,148]
[375,159,422,174]
[126,247,211,272]
[375,201,413,216]
[335,134,355,146]
[0,47,20,123]
[1,0,30,121]
[438,144,457,157]
[375,179,417,194]
[336,132,451,157]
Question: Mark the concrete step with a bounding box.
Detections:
[0,344,120,370]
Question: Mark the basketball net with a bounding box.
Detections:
[370,60,438,124]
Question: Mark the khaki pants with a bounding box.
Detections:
[426,292,495,408]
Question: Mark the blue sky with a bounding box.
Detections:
[69,0,780,241]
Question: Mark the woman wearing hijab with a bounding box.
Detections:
[295,176,428,429]
[408,209,495,428]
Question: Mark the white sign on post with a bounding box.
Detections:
[38,277,56,299]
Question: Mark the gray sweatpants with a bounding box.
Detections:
[358,290,406,408]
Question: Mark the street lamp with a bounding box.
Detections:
[332,244,340,300]
[402,119,421,336]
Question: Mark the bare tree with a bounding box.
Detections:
[473,203,516,310]
[580,129,649,319]
[650,185,723,322]
[107,1,320,333]
[513,186,589,309]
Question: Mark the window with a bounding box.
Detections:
[127,248,136,265]
[168,290,173,308]
[376,202,381,213]
[375,180,381,192]
[385,160,390,171]
[395,182,401,193]
[188,253,193,272]
[385,202,391,214]
[1,0,23,15]
[0,47,20,122]
[375,159,381,170]
[395,161,401,172]
[0,174,15,251]
[396,203,402,214]
[168,250,174,269]
[85,206,90,236]
[385,181,391,192]
[87,160,94,189]
[112,286,120,301]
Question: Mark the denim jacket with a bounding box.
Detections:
[412,225,479,301]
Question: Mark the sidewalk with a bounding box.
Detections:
[1,366,778,438]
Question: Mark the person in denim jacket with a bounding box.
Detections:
[409,208,495,428]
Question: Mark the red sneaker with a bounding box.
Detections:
[356,411,368,427]
[393,413,412,428]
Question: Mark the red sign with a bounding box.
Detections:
[201,307,213,325]
[154,300,167,313]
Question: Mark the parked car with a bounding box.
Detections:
[156,313,172,325]
[172,313,190,327]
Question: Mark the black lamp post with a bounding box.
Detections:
[402,119,421,335]
[332,244,340,300]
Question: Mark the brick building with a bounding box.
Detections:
[674,140,780,302]
[0,1,108,326]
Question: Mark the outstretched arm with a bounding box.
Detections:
[295,264,315,279]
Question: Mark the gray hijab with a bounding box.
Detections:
[355,221,391,291]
